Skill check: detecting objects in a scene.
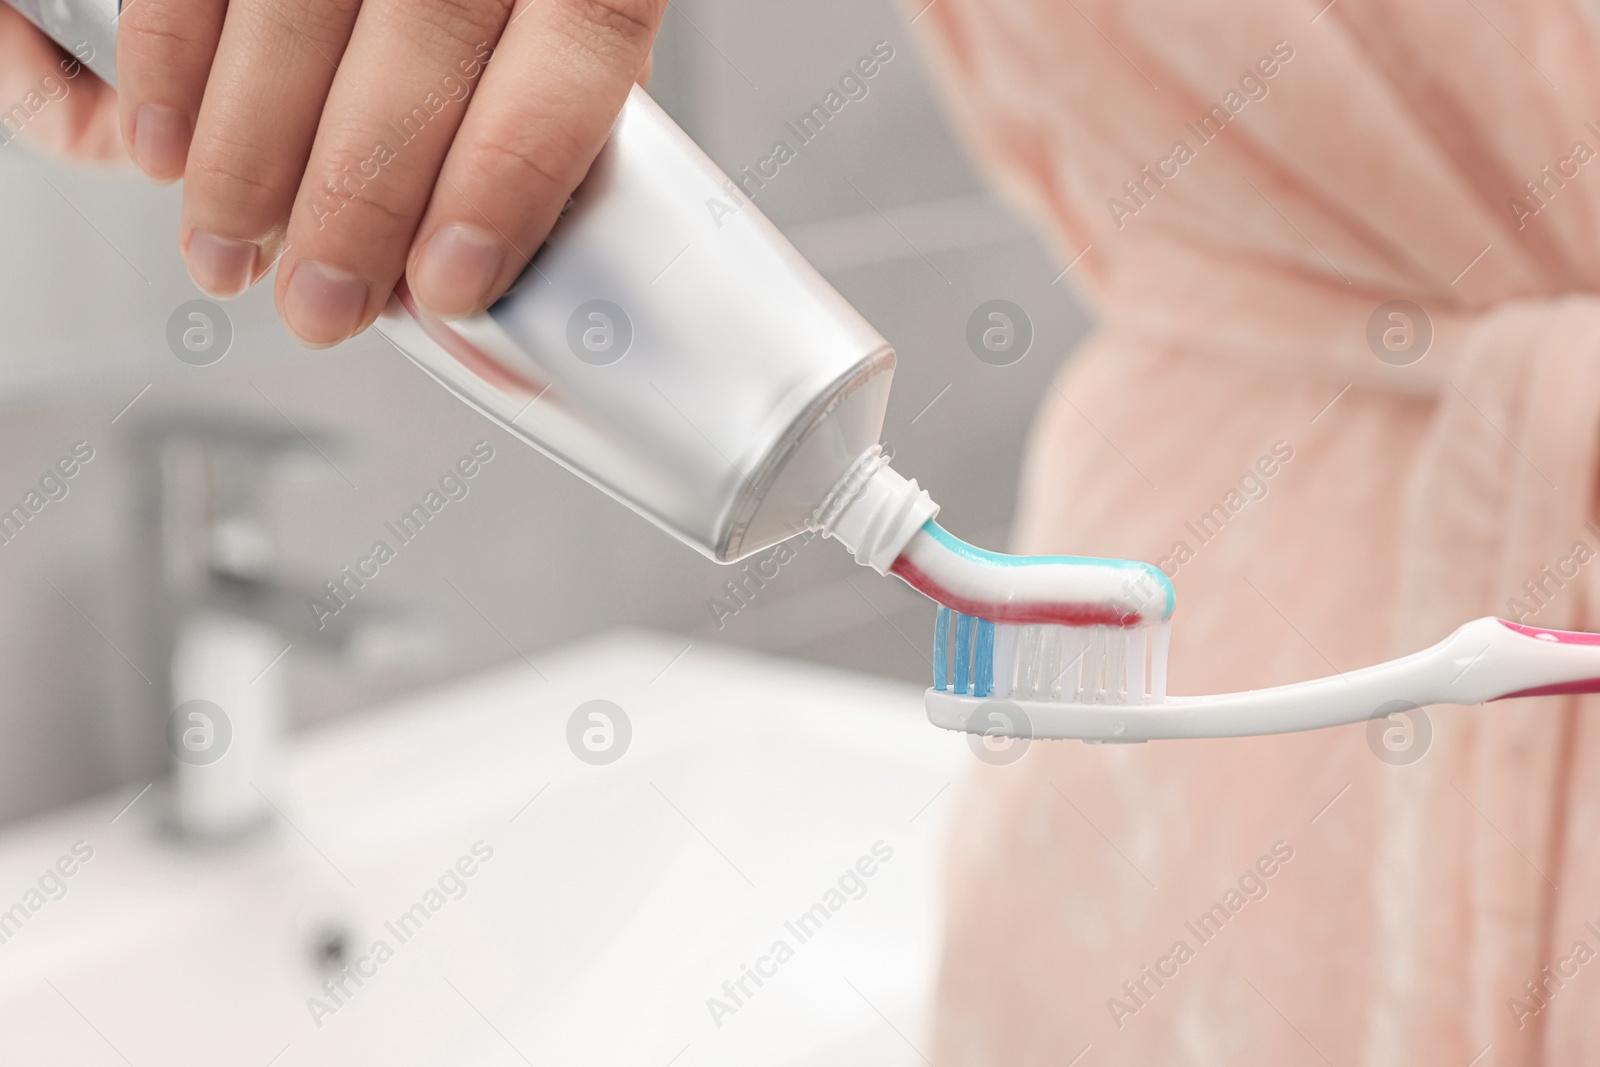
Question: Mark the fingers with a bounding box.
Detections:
[175,0,364,296]
[114,0,225,181]
[0,8,122,161]
[108,0,663,342]
[403,0,664,319]
[274,0,521,346]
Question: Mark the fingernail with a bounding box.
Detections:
[412,224,504,318]
[283,260,368,347]
[185,231,260,298]
[132,105,190,181]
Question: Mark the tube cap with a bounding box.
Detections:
[815,447,940,574]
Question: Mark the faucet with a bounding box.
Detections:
[119,414,435,839]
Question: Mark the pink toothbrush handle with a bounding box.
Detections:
[1490,619,1600,700]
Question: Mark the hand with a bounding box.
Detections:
[0,6,121,161]
[116,0,664,346]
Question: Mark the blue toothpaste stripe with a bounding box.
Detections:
[918,521,1175,621]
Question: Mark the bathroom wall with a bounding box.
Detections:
[0,0,1092,824]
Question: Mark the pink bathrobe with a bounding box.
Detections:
[913,0,1600,1062]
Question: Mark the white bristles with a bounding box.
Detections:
[933,612,1172,706]
[1039,628,1063,702]
[1059,628,1086,702]
[1081,628,1105,704]
[1016,625,1042,699]
[1151,620,1170,703]
[992,624,1017,698]
[1106,627,1129,703]
[1126,626,1146,706]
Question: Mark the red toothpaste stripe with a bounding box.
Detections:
[890,556,1146,627]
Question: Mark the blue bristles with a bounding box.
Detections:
[974,619,995,697]
[953,613,974,694]
[935,612,993,696]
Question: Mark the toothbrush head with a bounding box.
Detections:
[816,463,1177,734]
[931,609,1173,706]
[892,521,1174,706]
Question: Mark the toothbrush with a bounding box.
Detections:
[924,596,1600,743]
[823,457,1600,742]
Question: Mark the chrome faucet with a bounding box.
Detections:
[118,415,433,839]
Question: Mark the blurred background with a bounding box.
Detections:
[0,0,1088,825]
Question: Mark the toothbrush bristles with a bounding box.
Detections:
[933,606,1171,705]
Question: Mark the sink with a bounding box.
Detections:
[0,630,967,1066]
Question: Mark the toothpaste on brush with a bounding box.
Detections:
[889,523,1174,628]
[818,447,1172,628]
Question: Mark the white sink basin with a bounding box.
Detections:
[0,630,967,1066]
